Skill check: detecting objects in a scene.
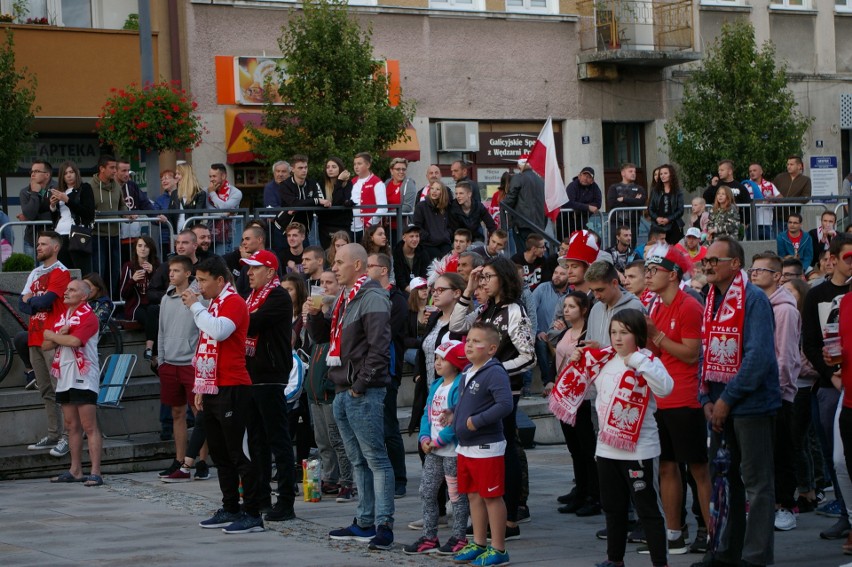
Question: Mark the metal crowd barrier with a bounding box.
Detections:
[0,220,53,267]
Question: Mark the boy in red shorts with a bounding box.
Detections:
[447,323,514,566]
[156,255,205,481]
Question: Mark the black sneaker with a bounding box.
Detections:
[264,503,296,522]
[158,460,181,478]
[504,525,521,541]
[627,525,646,543]
[222,513,265,534]
[689,526,708,553]
[194,460,210,480]
[575,500,602,517]
[368,524,394,551]
[516,505,531,524]
[820,517,851,540]
[638,533,687,555]
[199,508,242,529]
[595,528,607,540]
[24,370,36,390]
[557,488,578,505]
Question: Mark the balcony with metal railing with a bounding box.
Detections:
[577,0,701,78]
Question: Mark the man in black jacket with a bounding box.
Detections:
[367,252,408,499]
[276,154,330,239]
[392,224,429,293]
[242,249,297,523]
[703,159,752,234]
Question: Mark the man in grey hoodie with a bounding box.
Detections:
[749,251,801,531]
[583,260,644,348]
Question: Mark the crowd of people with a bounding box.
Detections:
[15,151,852,567]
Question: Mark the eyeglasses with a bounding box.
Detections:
[747,268,777,276]
[700,257,733,267]
[30,169,48,175]
[479,273,496,282]
[366,263,384,269]
[644,266,667,277]
[432,286,450,294]
[781,272,802,280]
[392,167,407,172]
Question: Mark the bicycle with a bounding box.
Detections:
[0,289,123,384]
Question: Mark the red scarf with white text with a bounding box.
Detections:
[193,283,238,394]
[702,270,746,384]
[50,303,94,379]
[327,274,369,366]
[549,346,654,451]
[245,276,281,357]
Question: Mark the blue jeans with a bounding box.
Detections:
[333,387,395,528]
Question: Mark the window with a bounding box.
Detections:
[770,0,810,8]
[0,0,134,28]
[506,0,557,14]
[837,0,852,12]
[699,0,746,6]
[430,0,485,10]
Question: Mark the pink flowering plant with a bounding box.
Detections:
[96,80,205,156]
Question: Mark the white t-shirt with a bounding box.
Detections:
[54,188,75,236]
[429,381,457,457]
[54,307,100,394]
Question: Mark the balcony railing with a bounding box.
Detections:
[578,0,695,52]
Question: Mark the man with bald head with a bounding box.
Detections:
[306,243,396,550]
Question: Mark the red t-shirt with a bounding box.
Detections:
[650,289,703,409]
[789,231,802,255]
[215,293,252,387]
[840,293,852,409]
[24,263,71,347]
[386,180,402,206]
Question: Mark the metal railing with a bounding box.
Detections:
[577,0,694,52]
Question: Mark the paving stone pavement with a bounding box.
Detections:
[0,446,847,566]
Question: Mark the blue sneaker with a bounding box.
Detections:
[817,499,844,518]
[453,541,487,563]
[367,524,394,550]
[222,513,265,534]
[329,518,376,542]
[470,546,510,566]
[199,508,242,529]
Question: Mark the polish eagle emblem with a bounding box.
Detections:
[709,335,738,366]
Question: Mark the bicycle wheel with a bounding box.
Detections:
[97,320,123,364]
[0,325,13,384]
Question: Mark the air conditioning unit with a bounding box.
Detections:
[436,121,479,152]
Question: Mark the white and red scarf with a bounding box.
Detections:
[245,276,280,357]
[817,226,834,251]
[327,274,369,367]
[193,283,238,395]
[50,303,94,379]
[549,346,653,452]
[639,287,658,311]
[702,270,747,384]
[209,180,232,206]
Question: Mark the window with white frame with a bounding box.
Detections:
[836,0,852,12]
[506,0,556,14]
[0,0,135,29]
[430,0,485,11]
[770,0,810,8]
[699,0,747,7]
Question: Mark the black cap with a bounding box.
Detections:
[403,224,421,234]
[580,166,595,178]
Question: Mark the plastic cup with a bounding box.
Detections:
[825,337,842,366]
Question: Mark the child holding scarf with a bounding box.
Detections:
[551,309,673,567]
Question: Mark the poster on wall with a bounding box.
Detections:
[235,56,287,105]
[810,156,838,198]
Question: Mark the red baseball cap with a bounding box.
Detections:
[240,250,279,271]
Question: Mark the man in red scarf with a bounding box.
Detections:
[696,236,781,567]
[241,250,297,523]
[307,243,395,550]
[182,256,262,534]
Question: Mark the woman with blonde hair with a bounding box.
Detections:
[172,163,207,232]
[325,230,350,266]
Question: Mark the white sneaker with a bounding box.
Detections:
[775,508,796,531]
[50,438,70,458]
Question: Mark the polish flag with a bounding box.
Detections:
[527,117,566,222]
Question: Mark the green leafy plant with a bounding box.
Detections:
[96,81,206,157]
[0,30,38,178]
[123,13,139,31]
[249,0,414,179]
[663,20,813,191]
[3,252,34,272]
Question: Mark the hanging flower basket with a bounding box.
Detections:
[96,80,206,156]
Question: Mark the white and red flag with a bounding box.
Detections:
[527,117,566,222]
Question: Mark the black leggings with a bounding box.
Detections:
[133,303,160,343]
[559,399,599,502]
[502,395,522,522]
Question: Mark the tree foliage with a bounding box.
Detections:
[664,20,812,191]
[0,30,38,175]
[249,0,414,179]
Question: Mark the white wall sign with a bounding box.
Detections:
[810,156,838,197]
